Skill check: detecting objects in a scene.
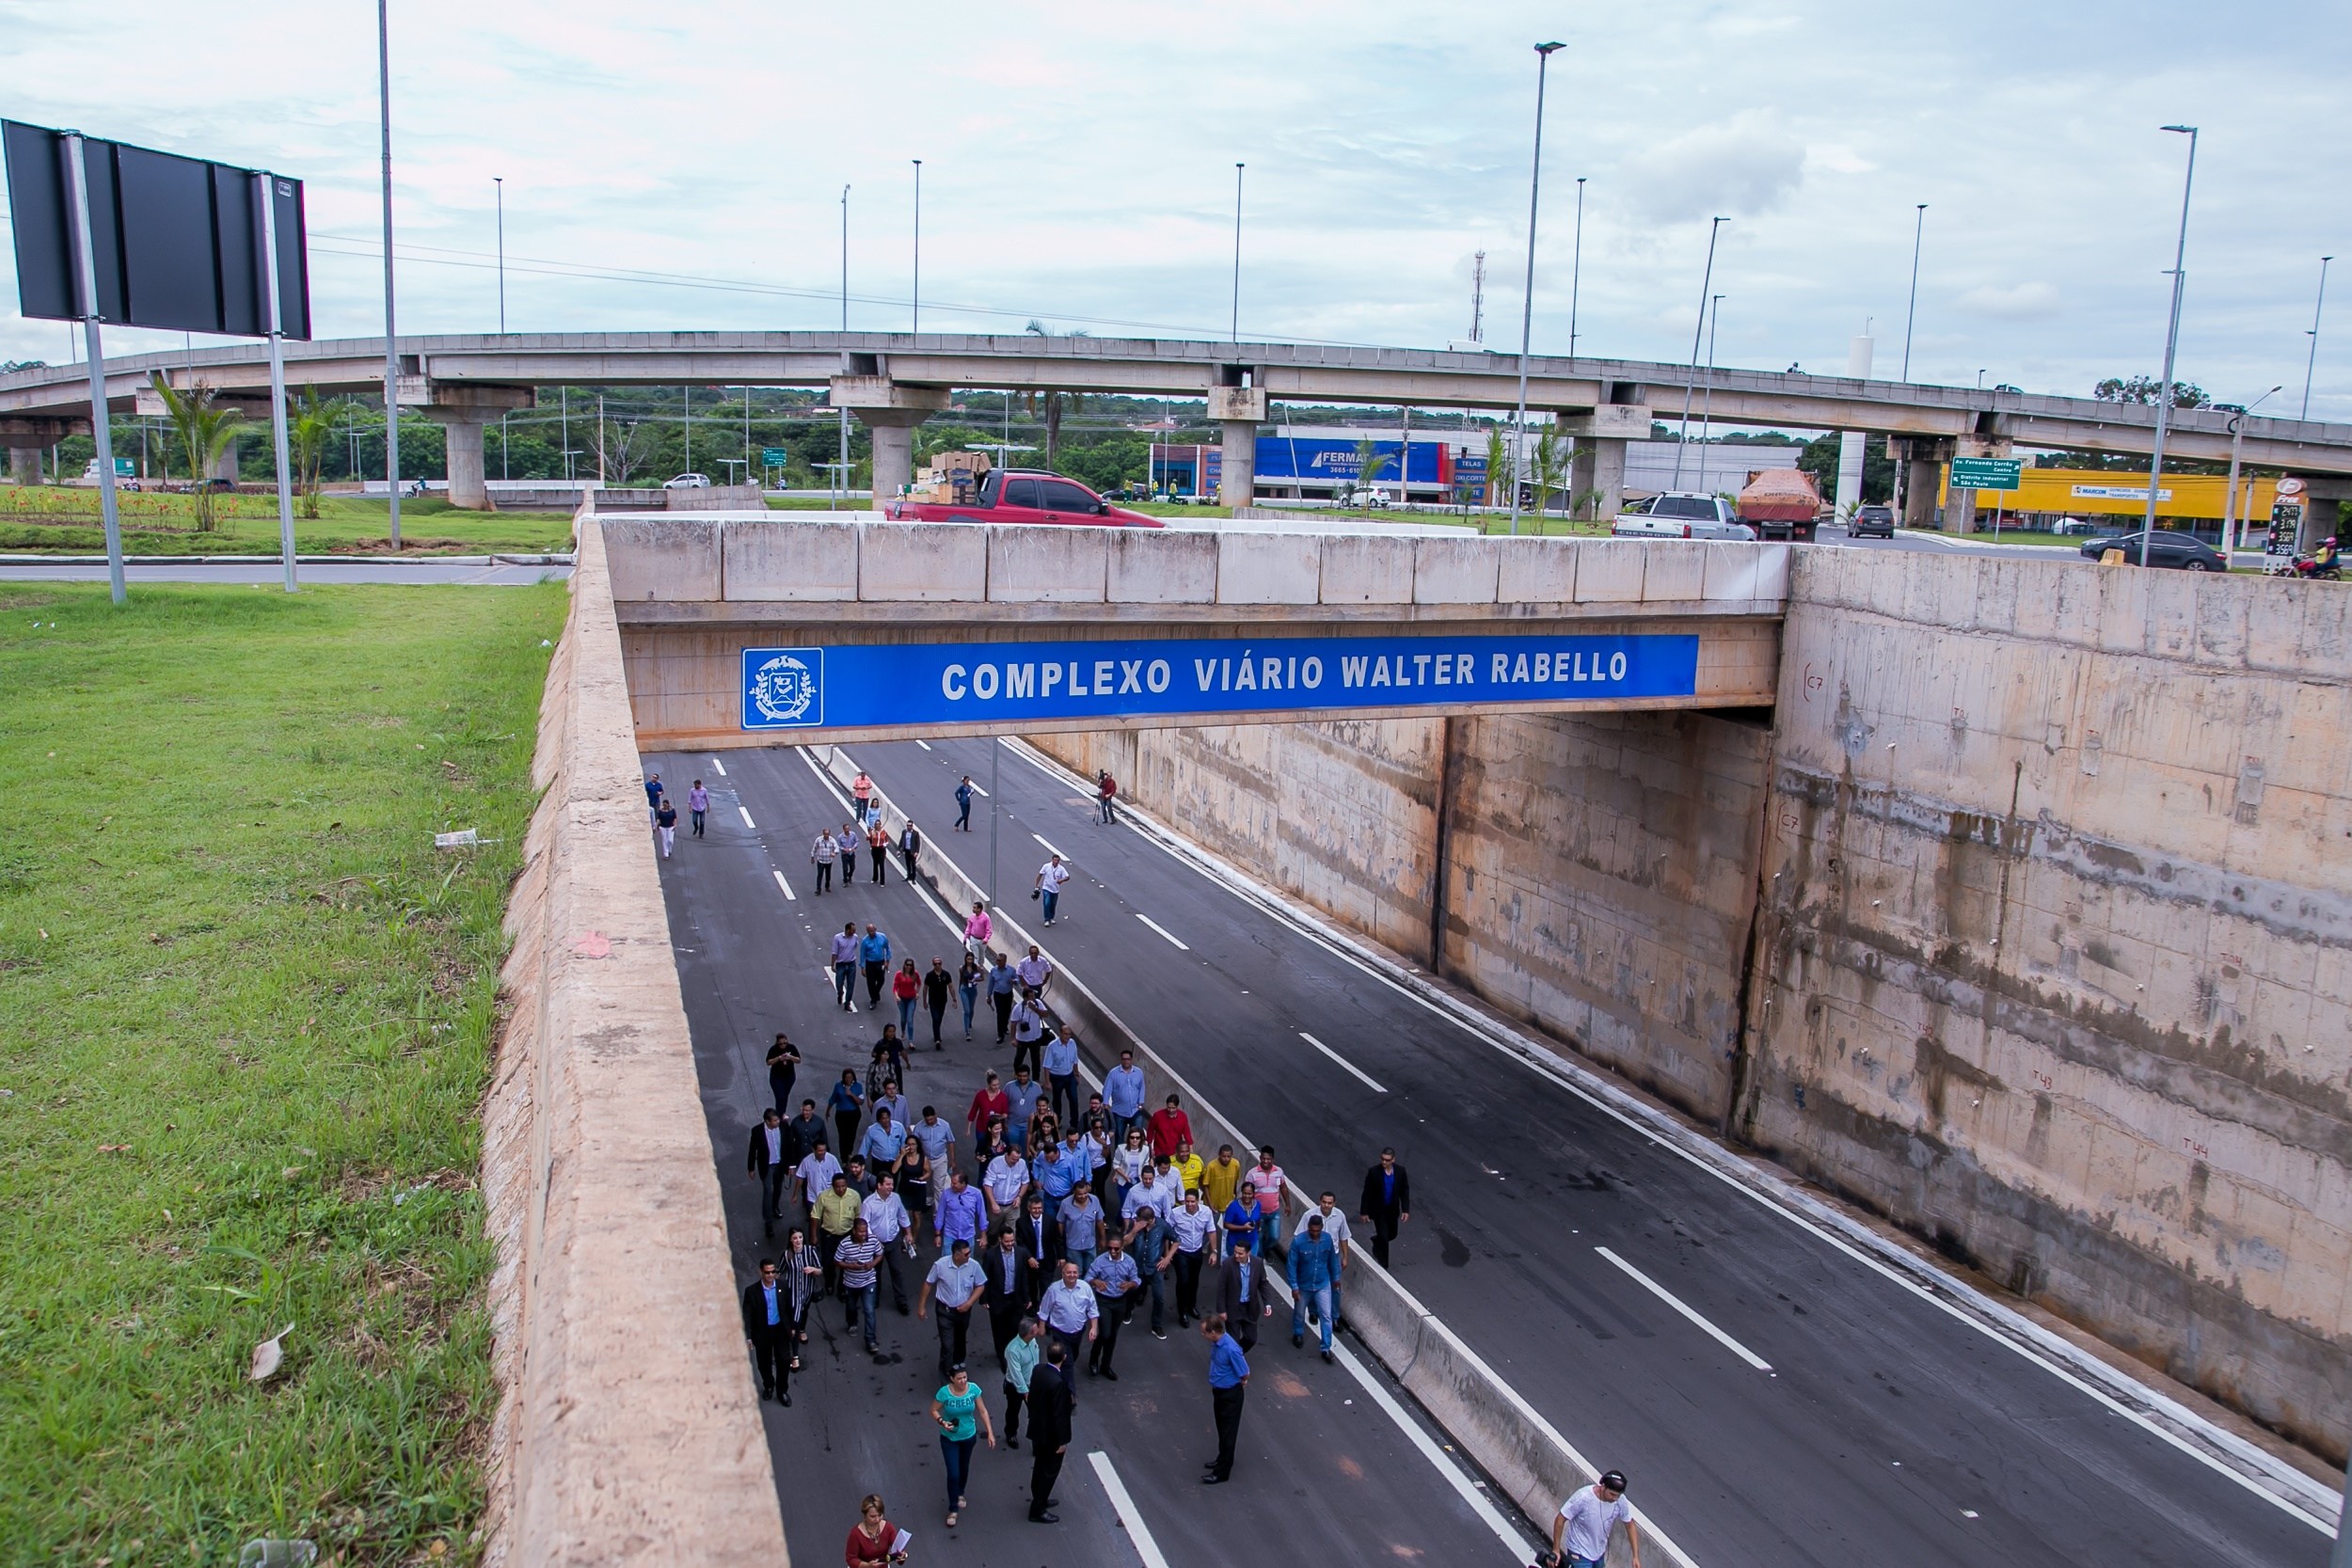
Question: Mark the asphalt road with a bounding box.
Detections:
[1817,523,2269,569]
[827,734,2333,1568]
[0,559,568,585]
[646,744,1537,1566]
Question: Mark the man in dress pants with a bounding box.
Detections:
[983,1227,1029,1368]
[1026,1339,1074,1524]
[739,1259,793,1405]
[1216,1238,1274,1351]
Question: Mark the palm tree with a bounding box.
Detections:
[1530,424,1567,529]
[1353,436,1391,515]
[149,372,243,531]
[1483,425,1510,514]
[287,388,338,518]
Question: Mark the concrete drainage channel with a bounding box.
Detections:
[807,740,1691,1568]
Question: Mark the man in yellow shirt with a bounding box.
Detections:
[1200,1143,1245,1231]
[1172,1140,1205,1199]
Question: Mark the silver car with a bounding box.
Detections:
[1612,492,1756,540]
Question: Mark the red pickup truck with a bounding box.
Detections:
[882,468,1164,528]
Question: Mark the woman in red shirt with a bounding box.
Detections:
[893,958,922,1041]
[844,1494,907,1565]
[966,1072,1010,1148]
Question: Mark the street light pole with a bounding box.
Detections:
[839,182,850,507]
[1671,216,1726,488]
[1699,293,1724,448]
[2140,125,2199,568]
[494,175,505,333]
[377,0,401,547]
[1901,203,1927,380]
[2222,386,2280,553]
[911,159,922,333]
[2302,255,2332,420]
[1231,163,1245,345]
[1568,176,1586,359]
[1508,41,1565,537]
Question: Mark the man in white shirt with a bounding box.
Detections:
[1126,1158,1184,1227]
[1032,855,1072,924]
[1547,1471,1639,1568]
[1016,944,1055,995]
[859,1174,914,1314]
[1037,1258,1099,1370]
[794,1141,843,1215]
[1010,994,1048,1079]
[983,1148,1031,1218]
[911,1105,957,1176]
[810,829,838,896]
[918,1238,989,1379]
[1314,1190,1354,1330]
[1167,1190,1217,1327]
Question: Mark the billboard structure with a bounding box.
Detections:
[2,121,311,598]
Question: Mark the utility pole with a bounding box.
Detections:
[1699,293,1724,448]
[2303,255,2332,420]
[1568,176,1586,358]
[840,183,850,506]
[2140,125,2198,567]
[61,133,125,603]
[1901,203,1927,380]
[1231,164,1245,344]
[377,0,401,547]
[911,158,922,333]
[1672,216,1726,488]
[1509,41,1565,536]
[494,175,505,332]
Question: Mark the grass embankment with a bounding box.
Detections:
[0,580,564,1563]
[0,489,575,556]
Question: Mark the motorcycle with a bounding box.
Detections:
[2290,541,2343,581]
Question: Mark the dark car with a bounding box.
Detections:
[2079,531,2227,572]
[1849,503,1896,539]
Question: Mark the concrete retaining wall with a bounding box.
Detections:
[480,520,787,1566]
[1036,551,2352,1462]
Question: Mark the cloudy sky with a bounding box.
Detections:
[3,0,2345,421]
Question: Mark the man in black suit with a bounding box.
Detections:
[1216,1238,1273,1352]
[1358,1148,1411,1267]
[746,1108,798,1239]
[1012,1193,1059,1311]
[739,1259,793,1405]
[1026,1339,1073,1524]
[983,1226,1029,1367]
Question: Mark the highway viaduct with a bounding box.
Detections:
[7,330,2352,532]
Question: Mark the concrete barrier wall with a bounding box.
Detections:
[480,520,788,1566]
[1034,550,2352,1463]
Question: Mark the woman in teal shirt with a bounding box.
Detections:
[930,1362,996,1526]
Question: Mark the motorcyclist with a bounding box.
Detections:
[2296,536,2340,578]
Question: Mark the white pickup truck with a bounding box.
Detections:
[1612,491,1756,541]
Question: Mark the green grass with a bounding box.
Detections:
[0,580,564,1564]
[0,489,575,556]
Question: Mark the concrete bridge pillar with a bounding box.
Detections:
[1569,436,1628,519]
[1902,452,1943,530]
[1208,385,1266,507]
[209,433,240,483]
[439,417,488,509]
[855,407,930,502]
[9,447,40,484]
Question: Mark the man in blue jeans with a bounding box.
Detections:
[1041,1027,1082,1128]
[955,775,974,832]
[1032,854,1071,925]
[1102,1050,1147,1141]
[834,1219,893,1366]
[859,923,893,1007]
[1286,1212,1340,1363]
[830,923,860,1011]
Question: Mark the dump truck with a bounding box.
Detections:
[1735,467,1823,542]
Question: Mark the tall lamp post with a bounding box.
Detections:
[1900,203,1927,380]
[2140,124,2198,567]
[377,0,401,546]
[494,176,505,332]
[2220,386,2280,553]
[1698,293,1724,447]
[1230,163,1245,344]
[839,183,850,505]
[1670,216,1726,488]
[1508,40,1565,537]
[2302,255,2332,420]
[911,158,922,333]
[1567,176,1586,359]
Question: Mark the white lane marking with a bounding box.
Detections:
[1298,1031,1387,1093]
[1136,913,1190,951]
[1032,832,1066,860]
[914,739,932,752]
[771,868,797,903]
[1595,1246,1772,1371]
[998,741,2336,1532]
[964,777,989,798]
[709,756,726,776]
[738,804,756,829]
[1087,1450,1172,1568]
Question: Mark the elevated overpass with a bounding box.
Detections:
[596,510,1786,750]
[7,331,2351,523]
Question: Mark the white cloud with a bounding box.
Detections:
[1621,118,1805,224]
[1957,281,2062,320]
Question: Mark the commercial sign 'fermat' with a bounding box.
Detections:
[739,632,1701,731]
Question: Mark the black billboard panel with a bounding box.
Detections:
[0,119,310,340]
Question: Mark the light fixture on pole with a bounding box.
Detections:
[1508,40,1565,537]
[1567,176,1586,359]
[911,159,922,333]
[2140,124,2198,568]
[2221,386,2280,552]
[377,0,401,546]
[494,175,505,332]
[1671,215,1726,488]
[1230,163,1245,344]
[1900,203,1926,380]
[2302,255,2332,420]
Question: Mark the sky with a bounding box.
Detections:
[2,0,2345,423]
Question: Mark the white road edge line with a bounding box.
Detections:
[1298,1031,1387,1093]
[1595,1246,1773,1371]
[914,739,932,751]
[738,804,755,829]
[997,736,2339,1533]
[708,756,726,776]
[1032,831,1066,859]
[771,868,797,904]
[1087,1450,1173,1568]
[1136,912,1190,951]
